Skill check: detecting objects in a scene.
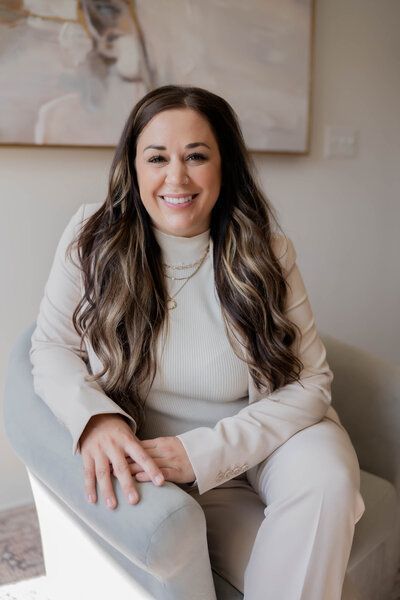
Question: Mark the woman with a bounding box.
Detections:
[30,84,365,599]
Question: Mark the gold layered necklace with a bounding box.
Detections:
[162,243,210,309]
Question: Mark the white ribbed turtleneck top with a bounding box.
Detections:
[137,225,250,440]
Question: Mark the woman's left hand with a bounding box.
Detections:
[120,436,196,484]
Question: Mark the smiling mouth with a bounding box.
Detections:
[160,194,199,205]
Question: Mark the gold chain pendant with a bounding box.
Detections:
[166,298,177,310]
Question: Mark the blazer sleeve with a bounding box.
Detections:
[176,236,333,495]
[29,203,137,455]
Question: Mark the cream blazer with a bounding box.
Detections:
[30,203,343,495]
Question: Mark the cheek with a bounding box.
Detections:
[137,167,160,194]
[199,165,221,190]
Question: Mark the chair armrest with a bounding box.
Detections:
[3,325,209,585]
[322,334,400,496]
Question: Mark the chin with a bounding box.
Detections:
[169,226,192,236]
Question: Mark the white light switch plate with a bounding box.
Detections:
[324,126,358,158]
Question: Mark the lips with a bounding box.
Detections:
[160,194,199,200]
[159,194,199,207]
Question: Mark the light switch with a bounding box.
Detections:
[324,126,358,158]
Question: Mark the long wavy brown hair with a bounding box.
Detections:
[67,84,303,432]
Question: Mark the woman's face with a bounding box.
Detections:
[134,108,222,237]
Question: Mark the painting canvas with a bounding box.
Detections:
[0,0,313,152]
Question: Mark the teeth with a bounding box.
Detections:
[163,195,193,205]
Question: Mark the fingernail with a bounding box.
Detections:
[128,492,137,504]
[106,497,114,508]
[87,494,95,503]
[155,475,164,485]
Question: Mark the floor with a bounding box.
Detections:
[1,503,400,597]
[0,505,45,585]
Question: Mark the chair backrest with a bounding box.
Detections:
[322,333,400,496]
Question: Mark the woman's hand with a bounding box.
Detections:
[123,436,196,484]
[79,413,165,509]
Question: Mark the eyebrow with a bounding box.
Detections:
[143,142,211,153]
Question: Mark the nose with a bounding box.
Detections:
[165,158,189,186]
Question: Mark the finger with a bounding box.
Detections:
[129,448,164,459]
[135,473,149,482]
[94,454,117,510]
[110,455,134,474]
[127,462,142,475]
[136,467,175,483]
[124,440,165,486]
[82,454,97,504]
[128,458,169,471]
[140,439,158,448]
[108,448,140,505]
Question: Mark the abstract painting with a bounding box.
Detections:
[0,0,313,152]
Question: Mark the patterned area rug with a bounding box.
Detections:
[0,505,49,599]
[0,505,44,586]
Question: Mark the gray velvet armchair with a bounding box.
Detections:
[4,324,400,599]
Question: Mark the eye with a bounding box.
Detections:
[148,155,166,163]
[187,153,207,161]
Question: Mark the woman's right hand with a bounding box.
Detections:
[79,413,165,509]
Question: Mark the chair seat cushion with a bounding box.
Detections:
[349,469,399,570]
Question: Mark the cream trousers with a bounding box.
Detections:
[185,417,366,600]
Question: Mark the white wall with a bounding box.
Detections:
[1,0,399,510]
[256,0,400,367]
